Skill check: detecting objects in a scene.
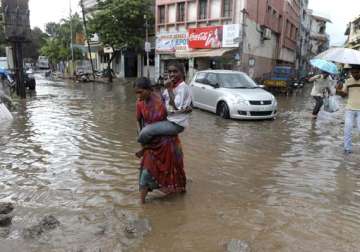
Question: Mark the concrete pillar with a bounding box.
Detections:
[188,57,195,82]
[119,53,125,79]
[155,54,161,81]
[137,54,143,78]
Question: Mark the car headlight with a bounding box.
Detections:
[273,98,278,107]
[236,99,248,106]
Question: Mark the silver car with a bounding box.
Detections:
[190,70,278,120]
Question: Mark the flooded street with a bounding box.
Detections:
[1,75,360,251]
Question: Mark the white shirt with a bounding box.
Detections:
[342,77,360,110]
[162,81,192,128]
[310,75,335,97]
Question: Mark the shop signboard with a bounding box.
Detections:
[222,24,240,48]
[188,26,223,49]
[156,32,188,53]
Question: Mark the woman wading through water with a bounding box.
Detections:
[134,77,187,203]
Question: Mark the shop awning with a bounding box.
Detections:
[175,48,236,58]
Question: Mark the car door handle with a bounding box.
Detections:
[201,87,206,89]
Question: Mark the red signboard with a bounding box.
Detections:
[188,26,223,49]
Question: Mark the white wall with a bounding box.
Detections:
[279,48,296,62]
[178,25,187,32]
[210,0,221,19]
[234,0,246,24]
[244,20,278,59]
[168,26,177,32]
[188,2,197,22]
[168,4,176,23]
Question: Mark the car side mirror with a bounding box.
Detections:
[203,79,211,85]
[213,83,220,88]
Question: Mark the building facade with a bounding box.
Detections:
[155,0,302,81]
[345,15,360,50]
[298,0,311,76]
[308,12,331,58]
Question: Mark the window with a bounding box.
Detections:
[222,0,232,17]
[177,2,185,22]
[159,5,165,24]
[287,21,291,37]
[218,73,257,89]
[199,0,207,20]
[206,73,218,86]
[195,72,207,84]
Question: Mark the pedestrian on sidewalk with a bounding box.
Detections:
[340,64,360,154]
[309,71,334,119]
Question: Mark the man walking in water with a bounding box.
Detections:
[341,64,360,154]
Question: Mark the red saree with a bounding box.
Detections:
[136,93,186,193]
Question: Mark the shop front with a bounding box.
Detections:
[155,24,240,82]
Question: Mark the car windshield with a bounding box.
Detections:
[218,73,258,88]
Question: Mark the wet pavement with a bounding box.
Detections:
[0,74,360,251]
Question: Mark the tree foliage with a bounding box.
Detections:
[23,27,49,61]
[87,0,153,51]
[45,22,61,37]
[40,13,84,65]
[0,25,48,60]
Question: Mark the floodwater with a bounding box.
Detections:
[0,75,360,252]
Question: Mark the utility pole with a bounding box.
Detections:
[2,0,30,99]
[144,14,150,78]
[12,41,26,98]
[80,0,96,80]
[239,8,248,72]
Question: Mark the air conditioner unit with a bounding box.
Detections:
[262,28,272,40]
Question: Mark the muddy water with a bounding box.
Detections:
[0,76,360,252]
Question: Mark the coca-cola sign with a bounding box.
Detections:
[188,26,223,49]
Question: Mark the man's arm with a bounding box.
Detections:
[167,88,178,110]
[308,74,321,82]
[338,81,350,97]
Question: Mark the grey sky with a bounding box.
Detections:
[308,0,360,46]
[29,0,359,46]
[29,0,80,31]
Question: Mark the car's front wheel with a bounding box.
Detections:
[217,102,230,119]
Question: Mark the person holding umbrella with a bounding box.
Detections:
[341,64,360,154]
[309,59,338,119]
